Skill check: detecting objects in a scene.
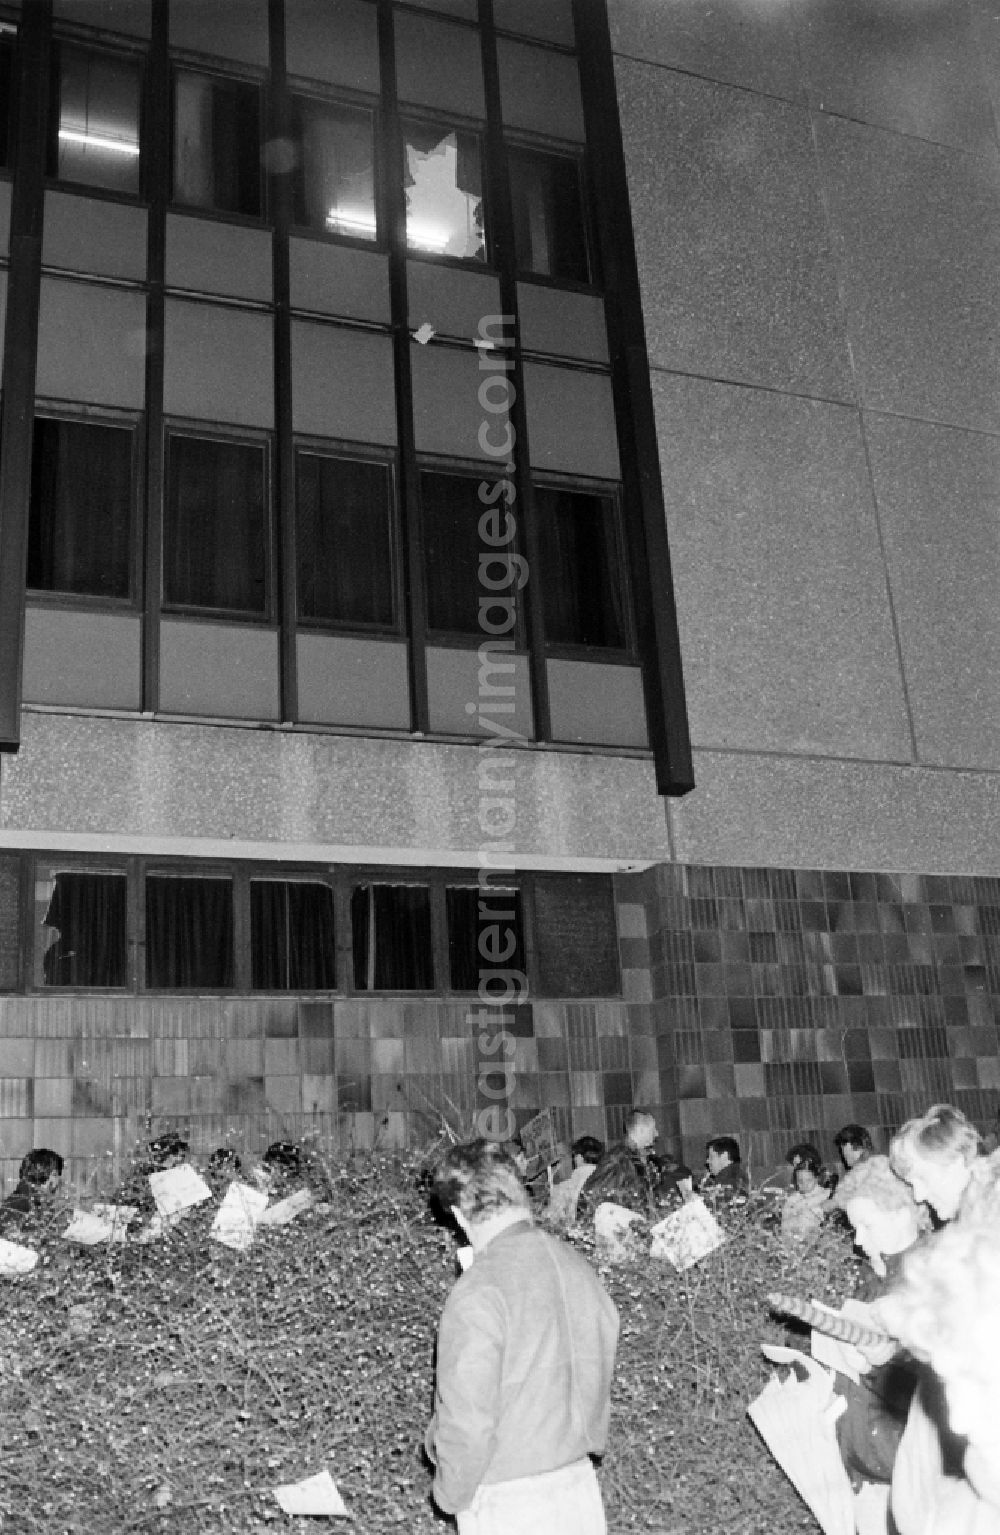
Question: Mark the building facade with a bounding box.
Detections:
[0,0,998,1185]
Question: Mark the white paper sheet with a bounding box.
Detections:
[273,1469,348,1517]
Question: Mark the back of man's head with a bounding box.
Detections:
[431,1139,529,1225]
[19,1147,64,1186]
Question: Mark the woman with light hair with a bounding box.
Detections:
[889,1104,983,1222]
[833,1153,928,1282]
[878,1220,1000,1534]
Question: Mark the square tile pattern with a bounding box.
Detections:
[0,861,997,1186]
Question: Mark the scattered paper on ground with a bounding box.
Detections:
[259,1188,313,1227]
[273,1469,348,1516]
[63,1204,137,1245]
[149,1164,213,1218]
[594,1201,643,1259]
[650,1197,724,1270]
[210,1182,269,1252]
[0,1236,39,1276]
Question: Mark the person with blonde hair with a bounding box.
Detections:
[878,1220,1000,1534]
[889,1104,983,1222]
[833,1153,928,1282]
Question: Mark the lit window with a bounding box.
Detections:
[27,418,133,598]
[163,435,268,614]
[534,484,628,649]
[446,885,524,992]
[291,96,376,240]
[509,147,589,284]
[402,119,485,261]
[37,870,128,988]
[296,453,395,628]
[251,880,336,990]
[51,45,141,194]
[173,70,262,217]
[146,876,234,989]
[351,884,433,990]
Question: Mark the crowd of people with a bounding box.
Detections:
[3,1103,1000,1534]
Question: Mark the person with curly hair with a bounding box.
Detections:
[833,1153,928,1283]
[878,1220,1000,1534]
[424,1138,619,1534]
[889,1103,998,1223]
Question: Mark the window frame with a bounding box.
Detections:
[505,136,597,292]
[293,438,402,637]
[531,471,637,662]
[287,84,383,249]
[169,61,266,223]
[417,457,528,648]
[399,108,492,270]
[15,857,621,1002]
[32,860,133,992]
[25,406,142,608]
[47,36,145,199]
[161,421,275,623]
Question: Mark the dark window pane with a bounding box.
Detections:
[39,871,128,988]
[164,436,267,613]
[533,875,619,997]
[53,45,141,194]
[509,148,588,284]
[291,96,376,239]
[296,454,395,626]
[351,884,433,990]
[447,885,524,992]
[0,854,19,991]
[251,881,336,990]
[422,471,495,635]
[534,485,627,648]
[173,70,262,217]
[28,419,133,598]
[146,876,233,988]
[0,35,14,170]
[403,119,485,261]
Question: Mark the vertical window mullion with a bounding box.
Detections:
[378,0,428,732]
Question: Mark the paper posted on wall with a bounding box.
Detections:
[149,1164,213,1219]
[649,1196,724,1270]
[273,1469,348,1517]
[63,1204,137,1246]
[210,1183,269,1252]
[0,1235,39,1277]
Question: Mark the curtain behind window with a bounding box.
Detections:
[421,471,489,635]
[351,884,433,990]
[164,436,267,612]
[41,872,128,987]
[446,885,524,992]
[146,877,233,988]
[251,881,336,990]
[296,454,394,626]
[535,486,626,648]
[27,419,132,597]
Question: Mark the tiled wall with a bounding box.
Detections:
[1,860,998,1188]
[632,863,1000,1175]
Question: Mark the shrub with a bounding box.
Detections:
[0,1157,860,1533]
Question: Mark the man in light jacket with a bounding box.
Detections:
[425,1138,619,1535]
